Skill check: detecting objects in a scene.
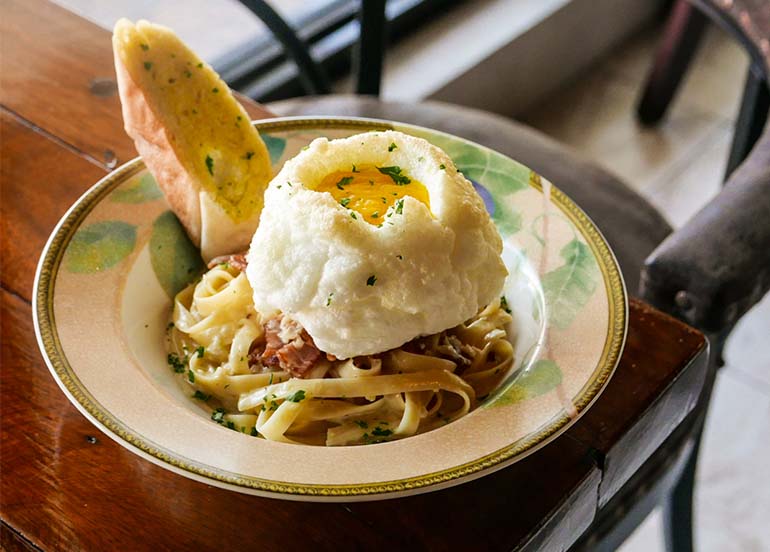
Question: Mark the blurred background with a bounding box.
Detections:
[53,0,770,549]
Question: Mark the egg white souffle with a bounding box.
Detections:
[246,130,507,359]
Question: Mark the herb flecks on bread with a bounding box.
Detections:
[112,19,272,261]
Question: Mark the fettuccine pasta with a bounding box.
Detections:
[167,263,514,446]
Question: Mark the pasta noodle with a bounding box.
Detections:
[167,264,514,446]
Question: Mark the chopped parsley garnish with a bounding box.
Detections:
[286,390,306,403]
[187,369,195,383]
[212,87,219,93]
[167,353,186,373]
[192,390,210,401]
[372,426,393,437]
[500,295,512,314]
[184,69,192,78]
[326,293,334,307]
[350,212,357,220]
[366,275,377,286]
[352,164,359,172]
[197,62,203,68]
[250,427,259,437]
[225,421,236,430]
[354,420,368,429]
[336,176,354,190]
[140,43,149,51]
[205,154,214,176]
[371,211,379,219]
[395,198,404,215]
[377,166,410,185]
[244,151,254,160]
[237,116,242,121]
[388,142,398,152]
[143,61,153,71]
[340,198,351,207]
[195,346,205,358]
[439,163,446,170]
[211,408,226,422]
[381,197,387,203]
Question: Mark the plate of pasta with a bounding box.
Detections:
[34,117,627,500]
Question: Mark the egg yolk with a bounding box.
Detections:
[317,165,430,225]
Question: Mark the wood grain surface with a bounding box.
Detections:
[0,1,708,550]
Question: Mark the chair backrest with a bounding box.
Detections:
[237,0,386,97]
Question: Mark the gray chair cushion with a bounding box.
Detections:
[268,95,672,294]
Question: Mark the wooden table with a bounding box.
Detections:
[0,1,709,550]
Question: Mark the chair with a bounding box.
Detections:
[236,1,770,549]
[633,2,770,550]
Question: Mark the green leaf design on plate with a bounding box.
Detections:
[66,221,137,273]
[111,173,163,203]
[150,211,205,298]
[542,239,598,329]
[260,133,286,166]
[452,147,529,197]
[491,195,522,236]
[491,359,563,406]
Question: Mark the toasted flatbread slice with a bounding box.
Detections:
[112,19,272,261]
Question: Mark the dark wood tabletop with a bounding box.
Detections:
[0,1,709,550]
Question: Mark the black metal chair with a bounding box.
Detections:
[236,1,770,549]
[632,2,770,550]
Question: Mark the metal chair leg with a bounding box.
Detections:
[724,66,770,180]
[663,336,722,552]
[355,0,386,96]
[637,0,708,126]
[663,428,702,552]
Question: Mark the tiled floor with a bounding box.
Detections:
[526,25,770,552]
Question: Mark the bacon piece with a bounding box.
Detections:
[260,316,321,378]
[207,252,248,271]
[259,317,283,368]
[247,338,276,372]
